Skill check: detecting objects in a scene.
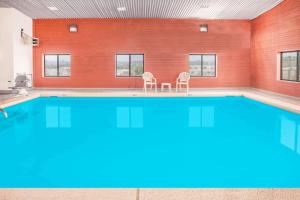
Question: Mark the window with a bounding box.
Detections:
[116,54,144,77]
[44,54,71,77]
[281,51,300,82]
[189,54,216,77]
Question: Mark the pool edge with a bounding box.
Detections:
[0,89,299,114]
[1,188,300,200]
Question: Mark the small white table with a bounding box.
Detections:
[161,82,171,92]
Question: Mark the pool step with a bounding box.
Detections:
[0,108,8,118]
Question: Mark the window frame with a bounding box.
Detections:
[189,53,217,77]
[43,54,71,77]
[115,54,144,77]
[280,50,300,83]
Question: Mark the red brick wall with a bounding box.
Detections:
[33,19,251,88]
[251,0,300,97]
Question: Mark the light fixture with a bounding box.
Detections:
[117,6,126,12]
[69,24,78,32]
[199,24,208,32]
[47,6,59,11]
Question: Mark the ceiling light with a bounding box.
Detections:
[199,5,209,8]
[47,6,59,11]
[117,6,126,12]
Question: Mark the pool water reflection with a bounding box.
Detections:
[0,97,300,187]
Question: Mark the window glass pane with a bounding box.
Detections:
[282,52,297,81]
[45,55,58,76]
[58,55,71,77]
[116,55,130,76]
[202,55,216,77]
[131,55,144,76]
[189,55,202,76]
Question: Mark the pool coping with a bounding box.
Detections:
[0,88,300,114]
[1,188,300,200]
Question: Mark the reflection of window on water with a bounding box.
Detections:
[116,107,143,128]
[189,106,215,128]
[46,106,71,128]
[280,117,300,153]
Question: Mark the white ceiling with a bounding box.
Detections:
[0,0,283,20]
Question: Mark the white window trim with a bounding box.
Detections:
[277,51,300,84]
[115,53,145,78]
[188,53,218,78]
[42,53,71,78]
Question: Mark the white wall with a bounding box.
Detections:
[0,8,14,90]
[12,9,33,81]
[0,8,32,90]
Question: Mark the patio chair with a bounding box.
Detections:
[142,72,157,93]
[176,72,190,93]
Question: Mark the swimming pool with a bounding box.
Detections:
[0,96,300,188]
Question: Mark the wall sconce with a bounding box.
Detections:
[199,24,208,32]
[69,24,78,32]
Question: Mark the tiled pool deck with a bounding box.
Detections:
[1,188,300,200]
[0,88,300,200]
[1,88,300,114]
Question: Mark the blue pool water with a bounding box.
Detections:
[0,96,300,188]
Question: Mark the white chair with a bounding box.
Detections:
[142,72,157,93]
[176,72,190,93]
